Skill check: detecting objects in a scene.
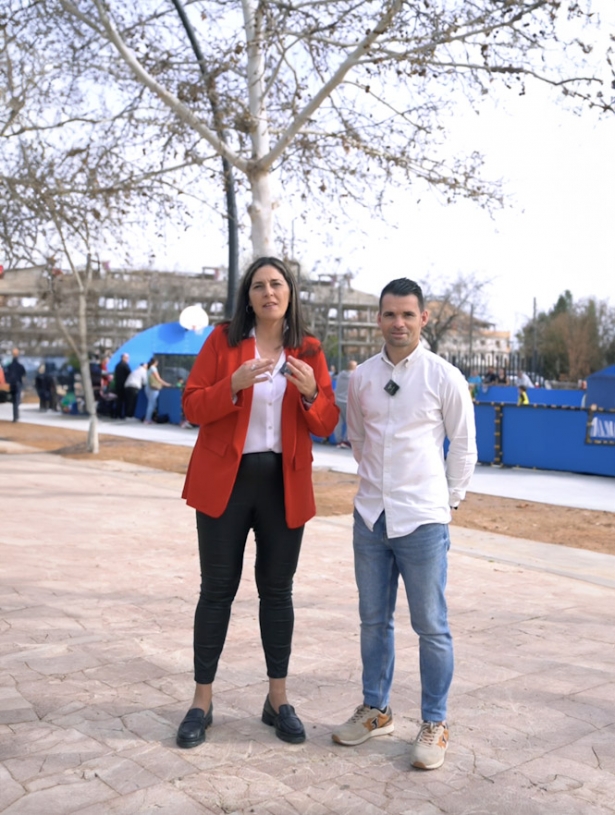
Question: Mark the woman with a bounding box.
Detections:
[178,256,339,748]
[496,367,509,385]
[144,357,171,423]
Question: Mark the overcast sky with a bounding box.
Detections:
[349,84,615,341]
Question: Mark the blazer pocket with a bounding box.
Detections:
[203,434,228,457]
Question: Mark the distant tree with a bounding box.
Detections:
[0,19,184,451]
[420,273,490,355]
[597,302,615,366]
[518,292,613,381]
[552,290,574,317]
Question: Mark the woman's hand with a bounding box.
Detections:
[282,356,318,401]
[231,358,274,396]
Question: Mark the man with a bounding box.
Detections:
[516,370,534,388]
[112,353,131,419]
[6,347,27,422]
[332,278,477,770]
[89,354,103,402]
[124,361,148,418]
[334,359,357,447]
[483,366,497,384]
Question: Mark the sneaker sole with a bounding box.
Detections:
[332,721,395,746]
[411,753,446,770]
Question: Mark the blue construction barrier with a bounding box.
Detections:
[133,387,183,424]
[474,404,498,463]
[474,402,615,477]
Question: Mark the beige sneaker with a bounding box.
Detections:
[332,704,394,746]
[409,721,449,769]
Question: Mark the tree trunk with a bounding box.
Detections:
[244,0,275,257]
[77,258,99,453]
[248,170,275,256]
[78,351,99,454]
[87,414,100,454]
[50,272,99,454]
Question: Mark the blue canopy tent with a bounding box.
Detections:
[108,322,213,423]
[108,322,213,371]
[586,364,615,409]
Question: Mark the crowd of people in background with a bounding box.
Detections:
[93,353,177,423]
[1,338,562,430]
[0,347,186,425]
[464,365,540,405]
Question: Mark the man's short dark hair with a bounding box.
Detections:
[379,278,425,312]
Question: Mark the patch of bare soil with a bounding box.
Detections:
[1,419,613,555]
[310,469,614,555]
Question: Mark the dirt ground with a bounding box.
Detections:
[1,419,613,556]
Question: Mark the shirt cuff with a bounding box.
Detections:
[301,389,318,408]
[448,489,464,508]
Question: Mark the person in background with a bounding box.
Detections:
[144,357,171,424]
[0,364,8,404]
[496,367,508,385]
[35,364,50,411]
[466,368,482,399]
[177,256,338,749]
[334,359,357,447]
[100,354,112,393]
[332,278,476,771]
[113,353,131,419]
[517,385,530,405]
[175,377,192,428]
[124,361,148,418]
[483,366,497,385]
[6,348,27,422]
[89,354,103,401]
[516,371,534,388]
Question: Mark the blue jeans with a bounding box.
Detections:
[353,510,453,722]
[145,387,160,422]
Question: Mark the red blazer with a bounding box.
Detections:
[182,324,339,528]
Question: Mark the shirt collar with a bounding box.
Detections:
[249,322,289,339]
[379,341,425,369]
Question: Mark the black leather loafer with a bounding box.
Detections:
[176,704,213,748]
[261,696,306,744]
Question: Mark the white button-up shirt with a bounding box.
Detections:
[347,343,477,538]
[242,347,287,454]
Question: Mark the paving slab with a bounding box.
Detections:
[1,447,614,814]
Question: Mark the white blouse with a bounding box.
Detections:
[242,345,288,454]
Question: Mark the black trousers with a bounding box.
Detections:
[115,385,127,419]
[193,452,304,684]
[125,386,139,418]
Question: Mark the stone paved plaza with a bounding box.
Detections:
[1,444,614,814]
